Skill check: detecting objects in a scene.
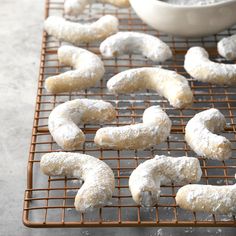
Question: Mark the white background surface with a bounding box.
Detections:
[0,0,235,235]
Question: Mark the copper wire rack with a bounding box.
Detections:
[23,0,236,228]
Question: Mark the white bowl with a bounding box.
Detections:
[129,0,236,37]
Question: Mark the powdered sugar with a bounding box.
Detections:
[160,0,229,6]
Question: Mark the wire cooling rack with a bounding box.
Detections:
[23,0,236,227]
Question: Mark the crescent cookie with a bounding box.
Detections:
[49,99,116,151]
[185,108,231,161]
[218,34,236,60]
[45,45,105,93]
[184,47,236,85]
[100,32,172,63]
[65,0,130,16]
[176,184,236,215]
[129,155,202,207]
[107,67,193,109]
[44,15,119,45]
[94,106,172,150]
[40,152,115,212]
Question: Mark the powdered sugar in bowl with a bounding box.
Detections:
[129,0,236,37]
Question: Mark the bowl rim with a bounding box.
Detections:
[134,0,236,9]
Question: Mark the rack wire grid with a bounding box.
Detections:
[23,0,236,228]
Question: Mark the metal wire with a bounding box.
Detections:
[23,0,236,227]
